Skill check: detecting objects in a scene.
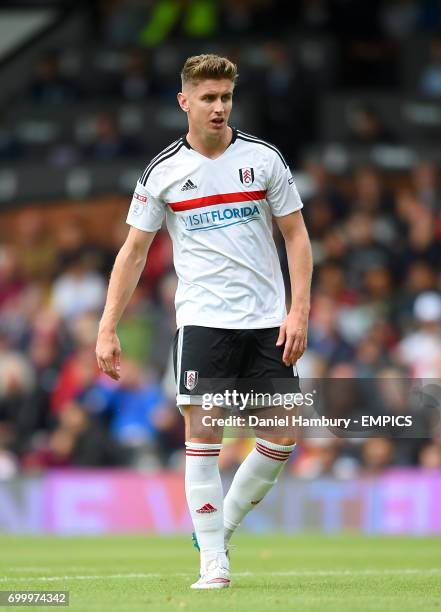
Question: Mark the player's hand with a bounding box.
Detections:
[96,328,122,380]
[276,311,308,367]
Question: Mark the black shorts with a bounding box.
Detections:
[172,325,300,407]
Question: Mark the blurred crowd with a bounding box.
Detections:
[3,1,441,167]
[0,0,441,480]
[96,0,441,48]
[0,209,181,478]
[0,159,440,479]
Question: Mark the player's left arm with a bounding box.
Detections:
[275,210,313,367]
[266,150,313,367]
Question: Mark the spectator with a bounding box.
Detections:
[0,246,25,308]
[353,166,388,214]
[260,40,315,164]
[22,402,125,470]
[379,0,418,40]
[394,260,438,329]
[419,442,441,469]
[150,271,178,373]
[51,253,106,323]
[0,350,38,455]
[59,402,126,467]
[78,358,173,465]
[397,292,441,377]
[0,113,22,160]
[102,0,148,47]
[0,447,18,480]
[296,0,332,33]
[308,295,354,364]
[361,438,395,474]
[55,222,88,272]
[106,359,169,449]
[50,313,101,415]
[419,38,441,97]
[50,345,99,416]
[304,158,349,220]
[347,106,397,145]
[314,261,359,306]
[411,161,441,213]
[344,211,392,292]
[306,198,335,241]
[355,332,391,376]
[84,112,141,160]
[292,440,340,479]
[362,264,395,322]
[400,205,441,272]
[221,0,271,36]
[28,51,80,104]
[119,48,155,100]
[14,211,57,282]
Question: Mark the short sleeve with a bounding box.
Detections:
[126,180,165,232]
[266,153,303,217]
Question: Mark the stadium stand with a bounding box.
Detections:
[0,0,440,482]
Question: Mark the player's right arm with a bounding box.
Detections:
[97,166,167,380]
[96,226,156,380]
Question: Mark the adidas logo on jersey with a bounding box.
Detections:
[181,179,197,191]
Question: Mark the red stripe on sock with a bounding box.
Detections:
[256,441,291,453]
[256,443,291,458]
[256,446,289,462]
[186,451,220,456]
[186,450,220,453]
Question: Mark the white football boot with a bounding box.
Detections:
[190,551,230,590]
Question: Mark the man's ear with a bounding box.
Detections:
[177,92,189,113]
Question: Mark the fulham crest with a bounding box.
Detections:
[239,167,254,185]
[184,370,198,391]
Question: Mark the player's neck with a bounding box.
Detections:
[186,126,232,159]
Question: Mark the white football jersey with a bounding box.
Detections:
[126,128,303,329]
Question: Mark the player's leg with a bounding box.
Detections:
[223,433,295,544]
[223,328,298,544]
[174,326,241,588]
[184,407,231,589]
[183,405,226,559]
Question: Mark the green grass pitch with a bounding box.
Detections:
[0,534,440,611]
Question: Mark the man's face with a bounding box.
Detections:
[178,79,234,137]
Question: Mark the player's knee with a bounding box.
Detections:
[183,404,224,442]
[186,436,223,445]
[259,437,296,447]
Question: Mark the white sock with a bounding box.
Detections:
[224,437,295,543]
[185,442,225,554]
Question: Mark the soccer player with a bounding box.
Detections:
[96,54,312,589]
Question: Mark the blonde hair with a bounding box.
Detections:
[181,54,238,87]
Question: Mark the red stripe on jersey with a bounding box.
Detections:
[168,190,267,212]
